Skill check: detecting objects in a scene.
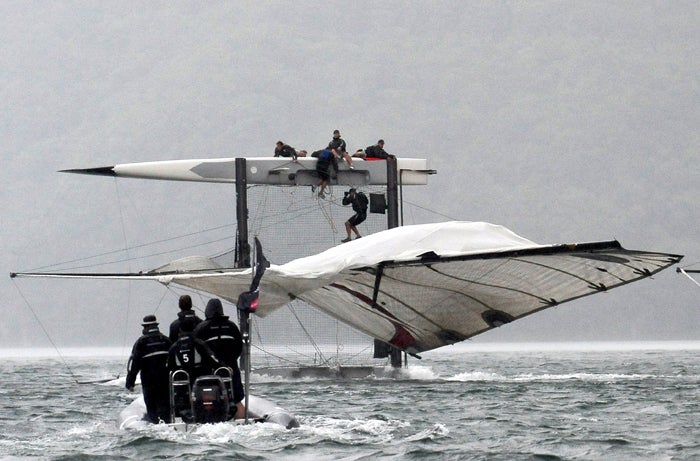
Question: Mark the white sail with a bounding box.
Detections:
[15,222,682,354]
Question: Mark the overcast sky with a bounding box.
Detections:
[2,1,698,349]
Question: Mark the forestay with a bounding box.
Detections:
[14,222,682,354]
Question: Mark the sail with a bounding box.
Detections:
[13,222,682,354]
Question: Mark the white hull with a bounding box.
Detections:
[63,157,431,186]
[118,394,299,430]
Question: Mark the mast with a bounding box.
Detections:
[235,157,252,419]
[235,158,251,269]
[384,157,405,368]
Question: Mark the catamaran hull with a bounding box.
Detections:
[62,157,431,186]
[118,394,299,430]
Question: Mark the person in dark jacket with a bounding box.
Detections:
[168,295,202,342]
[274,141,298,160]
[341,188,369,243]
[125,315,172,423]
[313,148,334,198]
[328,129,353,169]
[364,139,393,159]
[194,298,245,418]
[167,316,221,385]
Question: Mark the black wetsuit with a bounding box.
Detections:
[328,137,347,172]
[274,144,297,159]
[315,149,333,181]
[125,327,172,423]
[365,144,390,159]
[343,192,368,226]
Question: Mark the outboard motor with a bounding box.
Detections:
[192,375,230,423]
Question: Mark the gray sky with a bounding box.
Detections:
[2,1,698,348]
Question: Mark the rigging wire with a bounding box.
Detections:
[113,179,133,357]
[29,234,238,273]
[20,223,237,273]
[286,302,329,366]
[11,279,82,383]
[402,199,460,221]
[677,268,700,289]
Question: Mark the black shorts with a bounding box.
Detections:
[348,212,366,226]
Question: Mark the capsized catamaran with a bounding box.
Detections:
[10,155,683,429]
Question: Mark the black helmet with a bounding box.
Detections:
[141,315,158,326]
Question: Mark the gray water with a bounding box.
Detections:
[1,343,699,460]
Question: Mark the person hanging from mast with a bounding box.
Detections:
[341,188,368,243]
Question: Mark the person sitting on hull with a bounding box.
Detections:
[168,294,202,342]
[194,298,246,419]
[341,188,368,243]
[125,315,172,424]
[327,129,354,169]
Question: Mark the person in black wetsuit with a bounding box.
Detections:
[312,129,354,198]
[274,141,298,160]
[328,129,353,169]
[168,295,202,342]
[194,298,246,418]
[313,148,333,198]
[364,139,393,159]
[341,188,368,243]
[125,315,172,423]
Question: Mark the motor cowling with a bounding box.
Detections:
[192,376,230,424]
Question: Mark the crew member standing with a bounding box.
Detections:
[194,298,246,419]
[168,317,221,385]
[169,295,202,342]
[125,315,172,423]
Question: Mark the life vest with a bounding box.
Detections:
[173,336,203,369]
